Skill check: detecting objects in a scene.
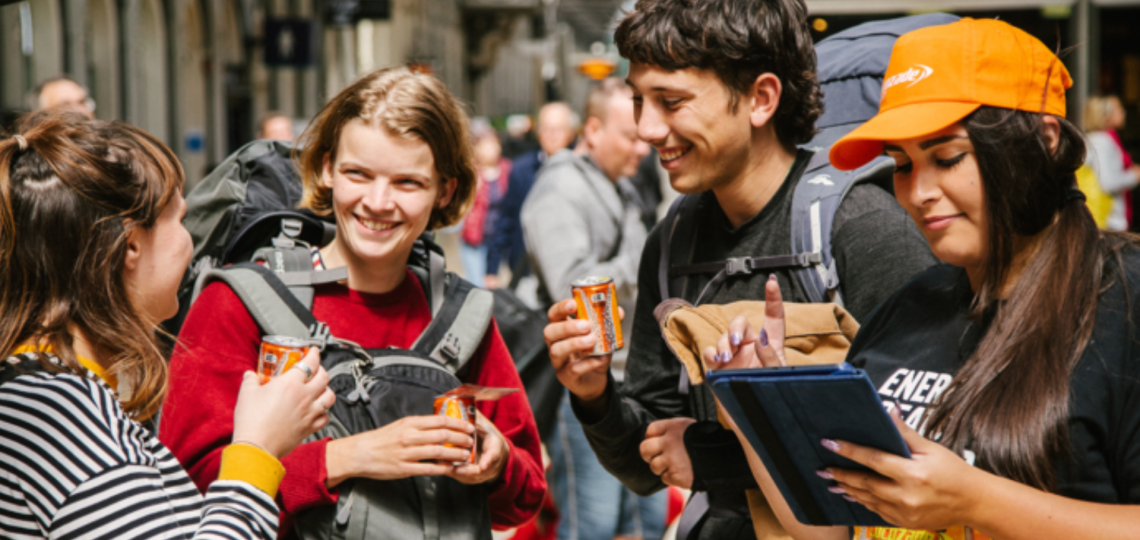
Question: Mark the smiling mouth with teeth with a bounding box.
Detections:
[659,145,692,162]
[358,216,398,231]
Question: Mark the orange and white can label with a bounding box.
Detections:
[572,276,624,356]
[434,394,478,464]
[258,336,309,384]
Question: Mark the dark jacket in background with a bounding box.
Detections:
[487,149,544,277]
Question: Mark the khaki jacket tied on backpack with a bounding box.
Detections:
[656,299,861,540]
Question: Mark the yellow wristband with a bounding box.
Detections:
[219,443,286,499]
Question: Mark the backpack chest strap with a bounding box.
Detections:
[669,253,821,279]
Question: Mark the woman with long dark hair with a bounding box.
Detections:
[706,19,1140,539]
[0,111,334,539]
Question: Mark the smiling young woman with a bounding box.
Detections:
[161,67,546,536]
[706,18,1140,540]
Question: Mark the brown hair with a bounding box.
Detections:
[613,0,822,147]
[296,67,477,230]
[926,107,1133,491]
[0,111,185,420]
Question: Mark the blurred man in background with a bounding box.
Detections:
[522,78,663,540]
[258,111,295,141]
[34,76,95,117]
[486,101,579,290]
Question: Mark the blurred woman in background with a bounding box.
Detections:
[1084,95,1140,231]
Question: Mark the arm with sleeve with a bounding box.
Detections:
[569,226,693,496]
[465,320,547,528]
[161,282,338,520]
[1087,132,1139,195]
[0,373,283,540]
[521,162,643,301]
[684,184,937,492]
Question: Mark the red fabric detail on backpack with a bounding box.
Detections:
[462,159,511,246]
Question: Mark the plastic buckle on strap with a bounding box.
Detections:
[271,235,296,249]
[791,253,823,267]
[725,257,752,276]
[308,322,331,351]
[281,218,304,238]
[440,334,461,364]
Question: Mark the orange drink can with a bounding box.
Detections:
[433,394,478,464]
[258,336,310,384]
[571,276,624,356]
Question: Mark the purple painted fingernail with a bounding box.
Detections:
[760,328,769,348]
[730,333,742,347]
[816,470,834,480]
[719,351,731,363]
[827,486,846,494]
[821,439,840,452]
[843,495,857,503]
[769,273,777,281]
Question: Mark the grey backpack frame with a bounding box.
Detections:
[191,241,497,540]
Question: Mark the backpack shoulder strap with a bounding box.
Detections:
[663,193,821,306]
[194,262,319,339]
[411,272,494,377]
[790,154,895,306]
[658,194,701,302]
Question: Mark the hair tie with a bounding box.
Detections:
[12,134,27,152]
[1067,188,1087,202]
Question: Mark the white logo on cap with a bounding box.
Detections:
[881,64,935,97]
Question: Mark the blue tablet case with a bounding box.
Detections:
[707,363,910,527]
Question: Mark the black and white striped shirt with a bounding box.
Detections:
[0,353,279,539]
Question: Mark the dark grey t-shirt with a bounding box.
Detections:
[576,150,937,534]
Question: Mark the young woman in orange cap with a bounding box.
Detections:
[706,18,1140,540]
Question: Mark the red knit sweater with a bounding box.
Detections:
[160,269,546,534]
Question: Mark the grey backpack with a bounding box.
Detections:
[192,237,496,540]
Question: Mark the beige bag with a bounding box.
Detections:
[656,298,860,540]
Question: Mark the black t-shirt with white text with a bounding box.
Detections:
[849,253,1140,505]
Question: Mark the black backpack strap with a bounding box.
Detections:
[195,262,321,340]
[672,253,823,306]
[410,273,494,377]
[658,194,701,302]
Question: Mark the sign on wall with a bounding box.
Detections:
[264,18,316,67]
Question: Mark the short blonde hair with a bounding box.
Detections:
[296,67,477,229]
[1082,95,1121,132]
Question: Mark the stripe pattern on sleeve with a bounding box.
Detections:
[0,353,278,539]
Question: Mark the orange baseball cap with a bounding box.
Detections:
[829,18,1071,171]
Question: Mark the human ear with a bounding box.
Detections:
[437,177,458,209]
[583,116,604,148]
[123,224,144,272]
[1041,115,1061,154]
[748,73,782,129]
[320,153,334,188]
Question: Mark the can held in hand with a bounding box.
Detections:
[572,276,624,356]
[258,336,310,384]
[434,395,478,465]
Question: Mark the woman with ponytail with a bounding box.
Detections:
[706,19,1140,540]
[0,111,334,539]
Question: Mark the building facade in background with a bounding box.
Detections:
[1,0,1138,187]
